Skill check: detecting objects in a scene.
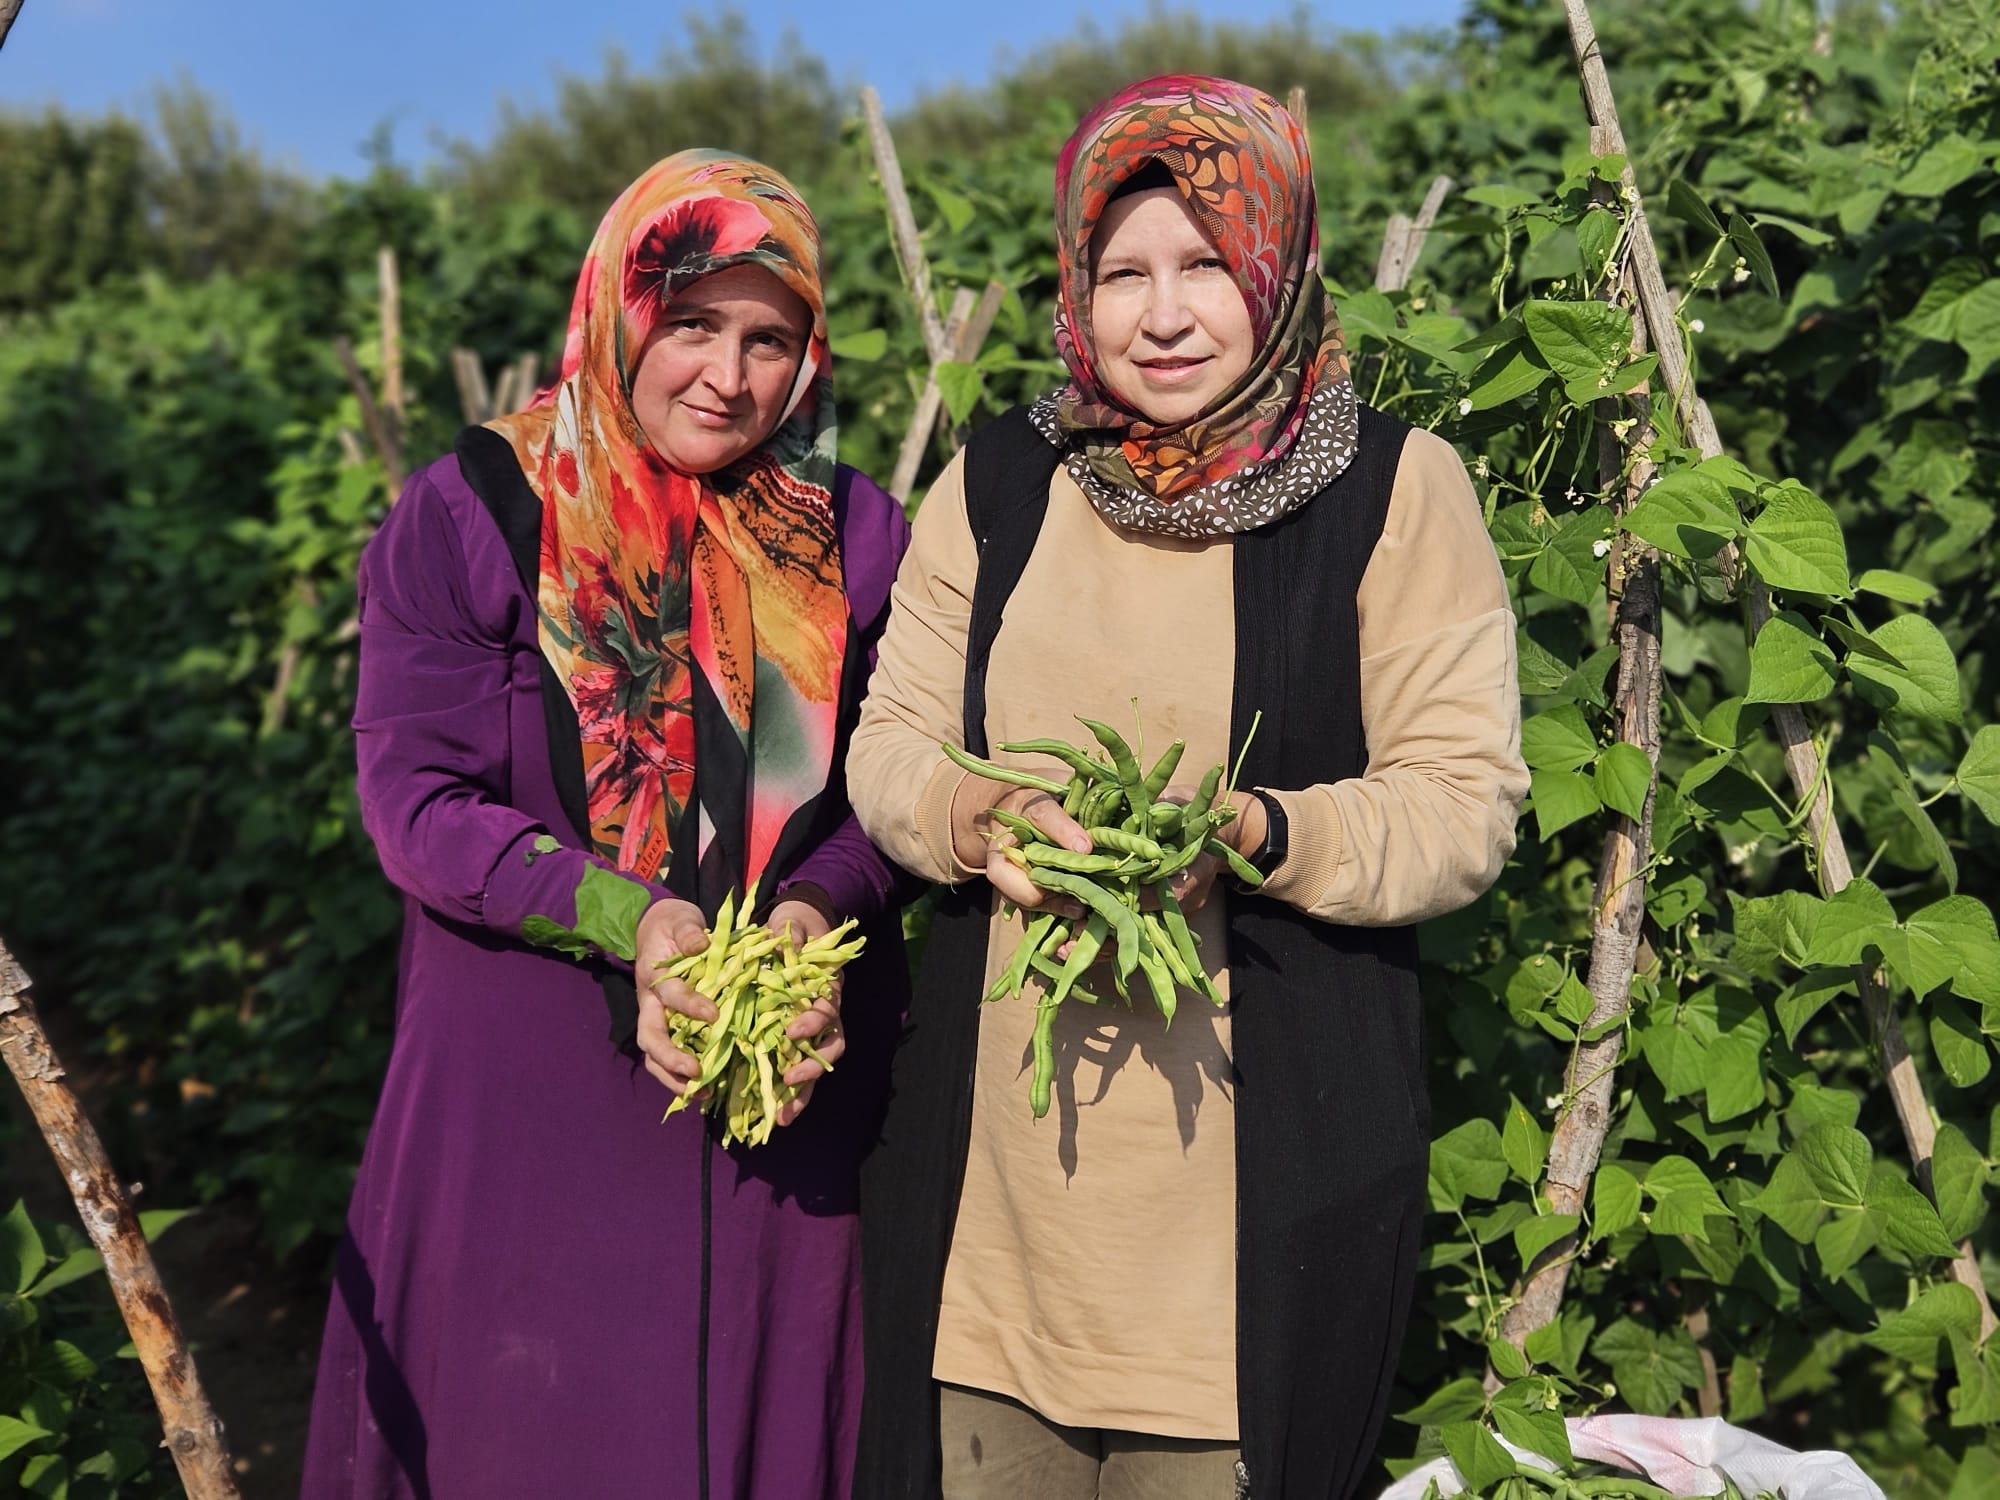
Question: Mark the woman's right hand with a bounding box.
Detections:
[949,775,1093,914]
[634,897,716,1097]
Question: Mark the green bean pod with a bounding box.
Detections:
[989,910,1057,1002]
[1089,827,1165,861]
[1136,944,1179,1027]
[998,738,1114,782]
[1140,739,1186,800]
[1028,868,1141,975]
[941,741,1071,796]
[1076,716,1149,819]
[984,807,1052,846]
[1047,911,1108,1005]
[1156,889,1221,1005]
[1060,774,1089,818]
[1022,844,1131,875]
[1204,836,1265,889]
[1029,999,1059,1117]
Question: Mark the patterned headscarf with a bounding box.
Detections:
[486,151,846,894]
[1033,74,1360,538]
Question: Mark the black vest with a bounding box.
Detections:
[856,405,1431,1500]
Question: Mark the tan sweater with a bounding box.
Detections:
[847,427,1528,1439]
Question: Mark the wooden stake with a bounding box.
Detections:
[0,942,243,1499]
[0,0,25,54]
[378,246,404,428]
[890,286,976,501]
[451,348,492,425]
[1374,175,1455,291]
[1559,0,1996,1339]
[334,335,406,503]
[861,86,950,365]
[946,279,1009,449]
[1285,86,1308,127]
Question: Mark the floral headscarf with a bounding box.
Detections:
[1033,74,1361,538]
[486,151,846,895]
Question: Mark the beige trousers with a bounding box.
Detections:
[939,1383,1242,1500]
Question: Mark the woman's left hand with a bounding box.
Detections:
[765,898,848,1126]
[1149,786,1268,914]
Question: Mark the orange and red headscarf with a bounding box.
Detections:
[487,151,847,895]
[1037,74,1360,536]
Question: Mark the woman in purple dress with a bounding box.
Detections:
[302,151,911,1500]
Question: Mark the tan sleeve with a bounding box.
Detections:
[1257,427,1529,925]
[847,450,985,885]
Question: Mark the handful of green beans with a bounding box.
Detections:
[942,710,1263,1118]
[652,880,865,1147]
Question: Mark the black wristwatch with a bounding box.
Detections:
[1233,788,1289,888]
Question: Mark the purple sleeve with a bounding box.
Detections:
[353,466,662,956]
[776,468,916,921]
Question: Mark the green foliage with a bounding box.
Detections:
[3,0,1999,1493]
[0,1201,188,1497]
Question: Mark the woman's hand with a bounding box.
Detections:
[1144,785,1269,915]
[634,897,715,1098]
[763,898,849,1127]
[949,775,1092,917]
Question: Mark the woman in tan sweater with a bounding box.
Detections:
[848,75,1528,1500]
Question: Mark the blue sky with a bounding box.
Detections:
[1,0,1467,177]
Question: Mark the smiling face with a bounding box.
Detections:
[1086,186,1256,427]
[630,263,814,475]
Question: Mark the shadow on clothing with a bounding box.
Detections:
[334,1231,433,1500]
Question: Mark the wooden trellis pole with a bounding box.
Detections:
[861,85,1009,501]
[0,941,243,1498]
[0,0,25,54]
[1375,174,1456,292]
[1499,144,1662,1352]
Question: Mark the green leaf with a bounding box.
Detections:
[1776,969,1852,1046]
[1503,1095,1548,1185]
[1594,742,1652,821]
[1642,1013,1709,1100]
[1594,1319,1704,1413]
[1576,206,1621,281]
[1698,696,1764,750]
[1465,183,1544,213]
[1956,726,2000,825]
[1815,1209,1877,1280]
[1901,896,2000,1003]
[1338,289,1400,345]
[1932,1122,1990,1242]
[1622,471,1741,559]
[1487,1337,1529,1382]
[570,863,653,963]
[935,361,984,426]
[1846,615,1963,725]
[1593,1162,1642,1239]
[1666,178,1725,238]
[1949,1331,2000,1426]
[32,1338,95,1390]
[1398,1376,1490,1424]
[1704,1030,1768,1122]
[1802,880,1899,967]
[1462,342,1552,410]
[1440,1421,1518,1490]
[1645,1155,1732,1241]
[1798,1124,1871,1208]
[1744,611,1835,704]
[827,328,889,362]
[1855,568,1938,604]
[1751,213,1834,248]
[27,1247,105,1298]
[1865,1282,1981,1366]
[1744,484,1850,596]
[1491,1401,1573,1468]
[1648,872,1706,929]
[0,1415,53,1464]
[1529,768,1601,840]
[1524,299,1634,384]
[1932,995,1993,1088]
[1753,1153,1826,1242]
[1897,134,1992,197]
[1565,353,1658,406]
[138,1207,196,1243]
[1,1201,46,1294]
[1430,1119,1509,1208]
[1868,1164,1963,1260]
[1520,704,1598,772]
[1724,213,1778,298]
[1824,616,1905,669]
[1515,1212,1580,1267]
[1527,513,1611,607]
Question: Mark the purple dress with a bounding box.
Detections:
[301,453,912,1500]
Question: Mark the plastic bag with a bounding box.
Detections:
[1375,1414,1885,1500]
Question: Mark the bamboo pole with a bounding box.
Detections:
[451,348,492,424]
[1559,0,1995,1338]
[378,246,404,428]
[890,286,976,501]
[0,942,243,1498]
